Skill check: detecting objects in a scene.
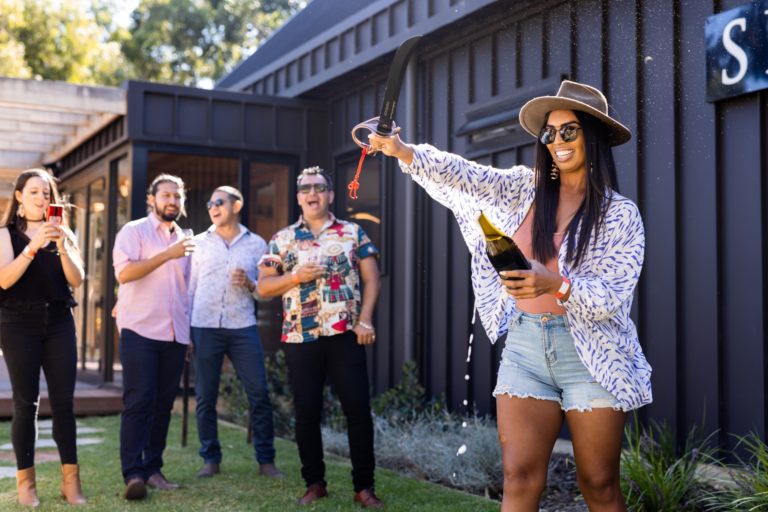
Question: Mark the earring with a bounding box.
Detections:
[550,162,560,180]
[17,204,25,218]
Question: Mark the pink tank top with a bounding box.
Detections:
[512,208,566,314]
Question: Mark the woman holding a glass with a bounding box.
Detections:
[0,168,86,506]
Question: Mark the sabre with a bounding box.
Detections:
[349,35,421,199]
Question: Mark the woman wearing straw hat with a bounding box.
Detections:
[368,80,650,511]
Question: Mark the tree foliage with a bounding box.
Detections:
[0,0,304,87]
[0,0,128,85]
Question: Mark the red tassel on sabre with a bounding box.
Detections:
[347,146,368,199]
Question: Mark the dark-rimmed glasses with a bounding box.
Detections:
[538,123,582,145]
[298,183,328,194]
[206,198,227,209]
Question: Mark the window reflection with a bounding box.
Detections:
[336,156,382,255]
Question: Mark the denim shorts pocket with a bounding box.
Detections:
[505,311,524,335]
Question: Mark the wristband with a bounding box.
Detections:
[22,245,36,260]
[357,321,374,331]
[554,276,571,300]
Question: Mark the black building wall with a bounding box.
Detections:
[231,0,768,449]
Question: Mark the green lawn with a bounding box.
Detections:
[0,413,498,511]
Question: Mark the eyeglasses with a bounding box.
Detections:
[206,198,227,209]
[298,183,329,194]
[538,123,582,145]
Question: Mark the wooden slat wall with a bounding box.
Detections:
[319,0,768,448]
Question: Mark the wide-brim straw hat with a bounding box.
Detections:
[518,80,631,146]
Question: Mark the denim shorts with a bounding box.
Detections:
[493,311,621,412]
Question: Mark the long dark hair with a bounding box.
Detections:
[1,168,63,233]
[531,111,620,268]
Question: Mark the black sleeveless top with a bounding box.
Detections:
[0,224,76,309]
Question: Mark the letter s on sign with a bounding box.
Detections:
[721,17,748,86]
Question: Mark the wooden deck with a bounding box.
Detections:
[0,356,123,419]
[0,387,123,419]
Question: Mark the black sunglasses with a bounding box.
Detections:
[538,123,582,145]
[206,198,227,209]
[298,183,328,194]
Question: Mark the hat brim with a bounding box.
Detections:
[519,96,631,146]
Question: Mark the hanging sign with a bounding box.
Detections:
[705,0,768,102]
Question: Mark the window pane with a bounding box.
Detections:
[147,152,240,235]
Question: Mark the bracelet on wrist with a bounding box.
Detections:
[554,276,572,301]
[290,271,301,285]
[21,245,36,260]
[357,320,374,330]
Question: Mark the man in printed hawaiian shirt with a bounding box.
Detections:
[258,166,383,509]
[188,186,282,480]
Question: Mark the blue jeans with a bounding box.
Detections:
[192,326,275,464]
[119,329,187,482]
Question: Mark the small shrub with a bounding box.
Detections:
[323,411,504,497]
[621,414,714,511]
[370,360,447,424]
[704,432,768,511]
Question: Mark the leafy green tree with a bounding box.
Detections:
[0,0,129,85]
[0,0,32,78]
[122,0,304,86]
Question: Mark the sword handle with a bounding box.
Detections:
[351,116,400,152]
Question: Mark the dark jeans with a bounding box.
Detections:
[284,331,375,492]
[119,329,186,482]
[0,306,77,469]
[192,326,275,464]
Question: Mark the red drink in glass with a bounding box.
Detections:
[47,204,63,226]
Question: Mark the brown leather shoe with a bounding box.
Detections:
[123,477,146,501]
[197,463,220,478]
[146,472,180,490]
[298,482,328,505]
[354,488,384,509]
[258,463,284,479]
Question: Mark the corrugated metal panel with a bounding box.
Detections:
[312,0,768,451]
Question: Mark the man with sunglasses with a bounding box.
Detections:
[258,167,383,508]
[187,186,282,480]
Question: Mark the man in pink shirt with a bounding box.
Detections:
[112,174,194,500]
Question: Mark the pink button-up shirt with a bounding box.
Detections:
[113,213,190,344]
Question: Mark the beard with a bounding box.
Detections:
[155,204,181,222]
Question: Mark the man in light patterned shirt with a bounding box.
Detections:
[188,186,282,480]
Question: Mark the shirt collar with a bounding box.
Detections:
[206,223,250,245]
[294,212,338,233]
[149,212,180,234]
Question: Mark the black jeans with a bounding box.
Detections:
[284,331,375,492]
[119,329,186,482]
[0,306,78,469]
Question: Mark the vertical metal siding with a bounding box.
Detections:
[317,0,768,450]
[638,0,680,432]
